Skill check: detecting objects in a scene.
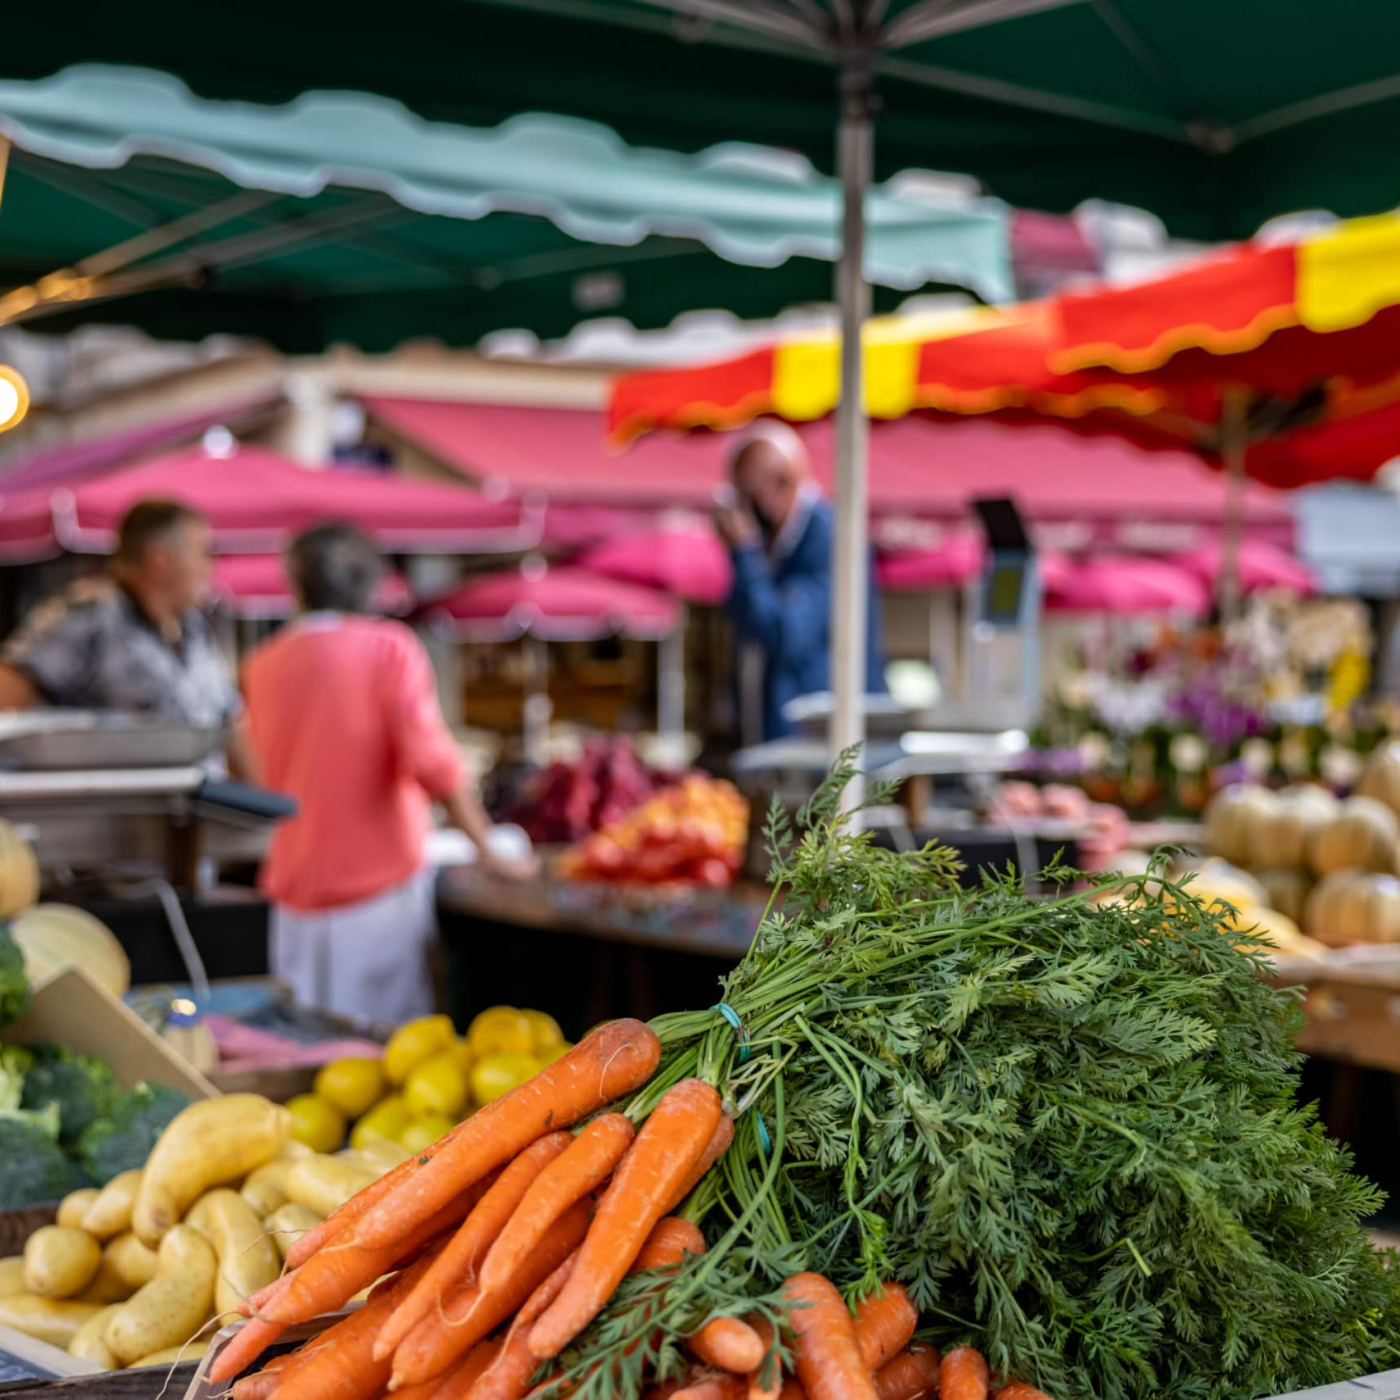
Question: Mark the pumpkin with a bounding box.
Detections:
[9,905,131,997]
[1204,784,1279,868]
[1358,740,1400,819]
[1256,867,1314,925]
[1309,796,1399,875]
[1305,870,1400,945]
[1247,784,1339,870]
[0,819,39,919]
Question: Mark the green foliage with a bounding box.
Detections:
[0,923,29,1029]
[75,1081,188,1183]
[21,1042,120,1147]
[0,1044,33,1114]
[0,1115,86,1207]
[548,753,1400,1400]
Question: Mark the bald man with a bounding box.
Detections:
[714,423,885,740]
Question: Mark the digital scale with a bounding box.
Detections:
[963,496,1041,710]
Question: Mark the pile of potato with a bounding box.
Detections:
[0,1093,410,1370]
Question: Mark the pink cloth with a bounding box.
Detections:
[204,1014,383,1072]
[243,615,464,912]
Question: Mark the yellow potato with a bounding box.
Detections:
[23,1227,101,1299]
[57,1189,101,1231]
[129,1338,210,1368]
[342,1137,411,1173]
[0,1258,26,1298]
[69,1303,123,1368]
[82,1171,143,1241]
[284,1154,376,1219]
[76,1254,135,1305]
[263,1203,322,1264]
[240,1158,296,1218]
[105,1225,216,1366]
[184,1190,280,1318]
[133,1096,291,1246]
[277,1139,315,1161]
[0,1295,104,1348]
[103,1234,158,1292]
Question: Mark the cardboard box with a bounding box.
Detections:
[3,964,215,1100]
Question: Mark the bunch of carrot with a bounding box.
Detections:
[205,1018,1052,1400]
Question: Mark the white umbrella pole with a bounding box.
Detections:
[831,61,874,818]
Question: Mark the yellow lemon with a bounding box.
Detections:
[350,1094,411,1150]
[314,1057,386,1118]
[469,1052,539,1105]
[467,1007,534,1059]
[404,1051,469,1119]
[285,1094,346,1154]
[399,1113,455,1155]
[384,1015,457,1085]
[522,1010,565,1053]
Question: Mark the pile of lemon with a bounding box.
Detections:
[284,1007,570,1155]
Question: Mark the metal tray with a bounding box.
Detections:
[0,712,225,770]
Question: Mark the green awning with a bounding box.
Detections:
[5,1,1397,242]
[0,66,1011,349]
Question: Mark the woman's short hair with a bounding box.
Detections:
[286,523,384,614]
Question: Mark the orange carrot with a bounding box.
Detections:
[782,1272,879,1400]
[995,1383,1053,1400]
[241,1273,292,1320]
[778,1381,807,1400]
[230,1353,293,1400]
[464,1253,577,1400]
[939,1348,989,1400]
[668,1114,734,1212]
[377,1134,571,1360]
[633,1217,707,1272]
[528,1079,721,1359]
[356,1020,661,1253]
[267,1250,441,1400]
[672,1379,745,1400]
[853,1284,918,1372]
[689,1317,766,1373]
[746,1317,782,1400]
[212,1318,289,1385]
[479,1115,635,1295]
[875,1347,942,1400]
[429,1338,504,1400]
[393,1199,593,1389]
[263,1195,471,1327]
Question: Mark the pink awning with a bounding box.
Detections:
[213,555,413,620]
[422,563,679,642]
[362,396,1294,547]
[576,525,732,605]
[877,531,983,590]
[0,441,532,560]
[1170,538,1316,596]
[1041,554,1210,616]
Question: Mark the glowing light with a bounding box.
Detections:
[0,366,29,434]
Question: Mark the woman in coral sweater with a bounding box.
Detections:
[242,523,534,1021]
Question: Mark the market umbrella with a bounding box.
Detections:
[576,525,732,606]
[421,560,681,761]
[213,554,413,620]
[0,65,1012,350]
[1040,554,1211,616]
[0,439,534,561]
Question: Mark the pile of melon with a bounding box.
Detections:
[1204,745,1400,948]
[0,817,130,996]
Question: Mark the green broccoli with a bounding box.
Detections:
[0,923,28,1029]
[0,1044,33,1114]
[0,1115,86,1207]
[75,1082,189,1184]
[21,1042,119,1147]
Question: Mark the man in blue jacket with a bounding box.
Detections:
[715,422,885,740]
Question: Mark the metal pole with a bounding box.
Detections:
[832,52,874,817]
[1218,388,1249,624]
[657,608,687,740]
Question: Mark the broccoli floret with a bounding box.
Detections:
[0,1045,33,1115]
[75,1082,189,1184]
[21,1043,119,1147]
[0,1115,85,1208]
[0,923,28,1029]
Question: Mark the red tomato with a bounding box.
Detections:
[695,858,732,888]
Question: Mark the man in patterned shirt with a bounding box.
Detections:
[0,499,254,777]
